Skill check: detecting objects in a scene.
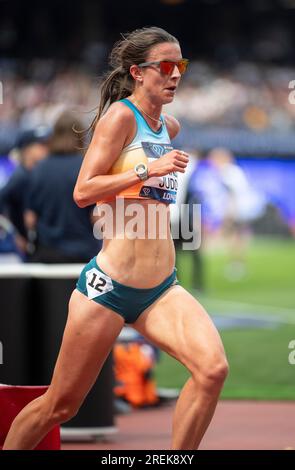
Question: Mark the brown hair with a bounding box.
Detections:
[90,26,179,132]
[49,111,83,155]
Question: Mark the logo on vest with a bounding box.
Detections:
[151,144,165,156]
[142,187,151,196]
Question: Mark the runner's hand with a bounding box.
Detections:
[148,150,189,177]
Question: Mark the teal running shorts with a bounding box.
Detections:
[76,256,179,324]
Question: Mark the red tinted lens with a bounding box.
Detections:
[159,61,175,74]
[160,60,189,75]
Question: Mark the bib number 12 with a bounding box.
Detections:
[87,272,107,292]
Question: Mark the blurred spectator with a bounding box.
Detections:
[209,148,266,224]
[186,153,229,290]
[0,127,49,258]
[0,215,22,263]
[208,147,266,279]
[25,110,101,263]
[188,153,228,235]
[170,151,205,291]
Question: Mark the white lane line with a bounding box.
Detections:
[190,291,295,324]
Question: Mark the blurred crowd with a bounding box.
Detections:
[167,61,295,132]
[1,60,295,154]
[0,61,99,153]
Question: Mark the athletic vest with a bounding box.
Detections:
[97,98,178,205]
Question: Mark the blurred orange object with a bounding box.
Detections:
[0,385,60,450]
[114,342,159,408]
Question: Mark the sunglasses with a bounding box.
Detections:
[138,58,189,75]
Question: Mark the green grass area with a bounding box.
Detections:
[154,237,295,400]
[177,237,295,310]
[155,325,295,400]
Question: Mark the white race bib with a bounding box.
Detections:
[86,268,114,300]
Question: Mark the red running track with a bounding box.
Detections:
[62,400,295,450]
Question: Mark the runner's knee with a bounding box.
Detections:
[195,356,229,392]
[181,346,229,391]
